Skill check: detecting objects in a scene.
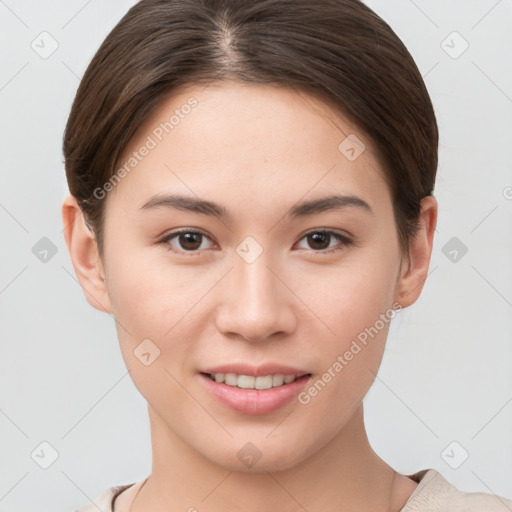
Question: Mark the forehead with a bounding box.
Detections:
[105,81,391,217]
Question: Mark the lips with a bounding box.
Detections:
[199,363,312,414]
[201,363,310,378]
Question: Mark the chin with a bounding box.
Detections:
[203,439,313,474]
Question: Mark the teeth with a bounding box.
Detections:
[209,373,302,389]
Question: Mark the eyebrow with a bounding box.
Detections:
[140,193,373,219]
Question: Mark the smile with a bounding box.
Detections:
[205,373,309,390]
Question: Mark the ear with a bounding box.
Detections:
[394,195,438,308]
[61,194,113,314]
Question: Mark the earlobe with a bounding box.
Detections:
[394,195,438,308]
[61,194,113,314]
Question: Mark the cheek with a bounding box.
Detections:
[298,286,395,426]
[104,257,197,396]
[299,252,399,400]
[308,254,398,341]
[105,250,194,332]
[104,249,215,383]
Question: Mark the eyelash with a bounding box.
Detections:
[157,228,353,255]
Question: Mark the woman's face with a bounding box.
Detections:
[96,81,411,471]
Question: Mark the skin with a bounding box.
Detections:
[62,81,437,512]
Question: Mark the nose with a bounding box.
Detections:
[215,248,296,343]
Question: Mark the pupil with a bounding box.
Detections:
[180,233,201,250]
[308,233,329,250]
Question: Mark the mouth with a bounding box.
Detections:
[201,372,311,390]
[199,371,313,415]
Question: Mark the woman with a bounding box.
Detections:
[61,0,512,510]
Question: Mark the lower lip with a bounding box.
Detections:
[199,373,312,415]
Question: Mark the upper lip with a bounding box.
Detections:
[201,363,310,378]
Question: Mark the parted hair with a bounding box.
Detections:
[63,0,438,259]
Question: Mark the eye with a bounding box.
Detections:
[295,230,353,254]
[158,229,215,254]
[157,228,353,255]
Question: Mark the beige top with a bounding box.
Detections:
[72,468,512,512]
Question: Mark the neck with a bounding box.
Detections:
[133,403,407,512]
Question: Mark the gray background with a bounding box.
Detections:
[0,1,511,510]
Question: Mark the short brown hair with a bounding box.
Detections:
[63,0,438,259]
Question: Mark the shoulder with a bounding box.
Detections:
[70,483,134,512]
[402,468,512,512]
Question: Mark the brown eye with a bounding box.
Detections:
[177,232,203,251]
[159,229,214,253]
[296,230,353,253]
[306,232,331,250]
